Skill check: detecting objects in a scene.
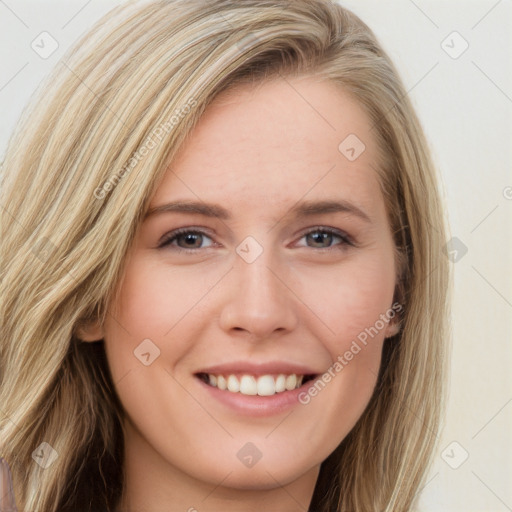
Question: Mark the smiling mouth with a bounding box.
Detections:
[196,372,317,396]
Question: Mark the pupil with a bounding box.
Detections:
[309,232,331,247]
[183,233,201,247]
[178,232,333,249]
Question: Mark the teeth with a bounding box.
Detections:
[285,374,297,391]
[227,375,240,392]
[217,375,227,390]
[275,374,286,392]
[239,375,258,395]
[204,373,305,396]
[257,375,275,396]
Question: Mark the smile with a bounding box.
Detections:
[196,372,316,396]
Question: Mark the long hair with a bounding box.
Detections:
[0,1,450,510]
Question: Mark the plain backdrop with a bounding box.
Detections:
[1,1,511,510]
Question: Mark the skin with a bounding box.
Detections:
[81,75,400,512]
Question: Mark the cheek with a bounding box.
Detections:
[101,259,179,386]
[102,256,224,391]
[296,248,397,346]
[107,258,212,353]
[335,264,395,353]
[112,261,181,334]
[294,249,396,426]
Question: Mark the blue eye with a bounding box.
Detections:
[158,226,353,252]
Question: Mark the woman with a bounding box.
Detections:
[0,0,450,510]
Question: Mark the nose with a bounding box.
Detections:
[218,244,299,341]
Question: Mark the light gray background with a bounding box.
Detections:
[1,1,511,510]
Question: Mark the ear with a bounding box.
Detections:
[75,320,105,342]
[384,319,401,339]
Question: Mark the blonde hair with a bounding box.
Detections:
[0,0,450,510]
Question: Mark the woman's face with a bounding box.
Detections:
[91,76,399,496]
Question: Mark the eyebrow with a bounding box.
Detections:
[144,199,372,223]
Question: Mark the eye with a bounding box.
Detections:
[296,227,353,251]
[157,226,353,253]
[158,228,215,251]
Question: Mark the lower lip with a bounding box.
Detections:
[195,377,314,417]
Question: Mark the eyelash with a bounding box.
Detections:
[157,226,354,253]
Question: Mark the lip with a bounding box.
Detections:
[195,360,319,377]
[195,376,317,417]
[193,360,320,417]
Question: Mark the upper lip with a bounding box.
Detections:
[195,360,320,376]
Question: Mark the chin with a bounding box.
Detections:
[195,447,321,491]
[213,464,313,491]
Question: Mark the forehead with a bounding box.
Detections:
[151,76,384,219]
